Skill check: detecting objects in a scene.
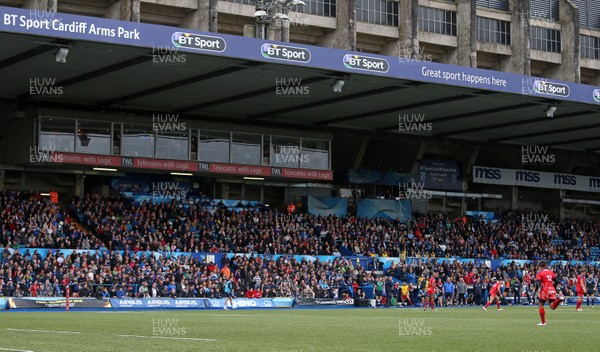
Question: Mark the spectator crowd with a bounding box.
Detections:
[0,190,599,305]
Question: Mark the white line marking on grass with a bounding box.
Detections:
[117,334,216,342]
[0,348,34,352]
[209,314,261,317]
[5,328,80,335]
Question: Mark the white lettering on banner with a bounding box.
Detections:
[420,66,507,87]
[232,299,258,308]
[473,166,600,193]
[3,13,143,40]
[118,300,143,307]
[175,300,198,307]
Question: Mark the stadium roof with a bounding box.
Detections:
[1,6,600,154]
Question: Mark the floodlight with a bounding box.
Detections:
[254,10,268,17]
[331,79,345,93]
[545,105,557,117]
[54,47,69,63]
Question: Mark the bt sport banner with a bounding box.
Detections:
[1,6,600,105]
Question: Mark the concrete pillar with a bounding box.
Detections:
[557,0,580,82]
[281,8,291,42]
[131,0,140,22]
[410,141,426,175]
[382,0,418,57]
[22,0,50,10]
[182,0,218,32]
[75,174,84,197]
[457,0,477,67]
[243,24,255,38]
[105,0,139,22]
[511,187,518,209]
[352,135,370,169]
[506,0,531,75]
[321,0,356,51]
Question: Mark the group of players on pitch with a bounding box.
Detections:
[421,261,597,326]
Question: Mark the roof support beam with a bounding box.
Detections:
[178,75,331,113]
[490,122,600,143]
[101,61,264,107]
[246,84,419,121]
[318,94,475,127]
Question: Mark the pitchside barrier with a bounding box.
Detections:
[7,297,112,309]
[110,297,276,309]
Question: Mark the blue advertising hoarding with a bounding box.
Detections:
[204,298,275,309]
[0,6,599,105]
[109,298,206,309]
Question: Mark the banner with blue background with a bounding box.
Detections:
[357,199,411,221]
[307,196,348,217]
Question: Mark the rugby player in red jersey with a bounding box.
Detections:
[482,279,504,312]
[423,272,437,311]
[535,260,565,326]
[576,269,586,312]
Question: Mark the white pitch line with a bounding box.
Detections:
[209,314,261,317]
[0,348,34,352]
[117,334,216,342]
[5,328,81,335]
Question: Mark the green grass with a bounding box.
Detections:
[0,306,598,352]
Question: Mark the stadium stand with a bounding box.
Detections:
[1,190,599,307]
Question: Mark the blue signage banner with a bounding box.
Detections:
[1,6,599,105]
[203,298,275,309]
[357,199,411,221]
[109,298,206,309]
[416,159,462,191]
[465,211,495,220]
[344,170,412,186]
[307,196,348,217]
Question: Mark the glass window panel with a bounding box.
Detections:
[121,123,155,157]
[199,130,230,163]
[39,117,75,152]
[76,120,111,155]
[231,133,261,165]
[271,136,301,168]
[301,139,330,169]
[156,130,189,160]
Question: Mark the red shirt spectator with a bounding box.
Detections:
[464,272,475,285]
[287,202,296,214]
